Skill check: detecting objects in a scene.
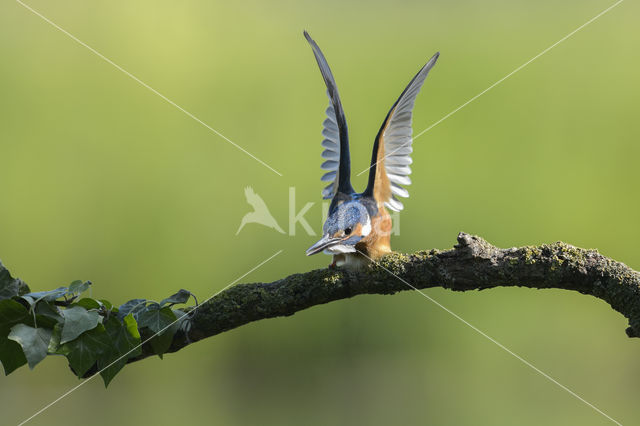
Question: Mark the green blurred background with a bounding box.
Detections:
[1,0,639,424]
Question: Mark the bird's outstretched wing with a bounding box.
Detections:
[364,52,439,211]
[304,31,354,199]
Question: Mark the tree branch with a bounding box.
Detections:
[133,232,640,364]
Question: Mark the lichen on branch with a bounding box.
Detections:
[174,233,640,349]
[2,232,640,385]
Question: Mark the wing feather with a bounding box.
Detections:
[304,31,354,199]
[364,52,439,211]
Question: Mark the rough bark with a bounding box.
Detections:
[129,232,640,363]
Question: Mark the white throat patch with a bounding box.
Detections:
[361,215,372,236]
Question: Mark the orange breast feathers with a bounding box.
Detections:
[356,203,392,259]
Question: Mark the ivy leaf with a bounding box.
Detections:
[34,302,63,324]
[8,324,52,369]
[153,309,191,357]
[60,306,100,344]
[117,299,147,320]
[0,300,32,374]
[123,313,141,341]
[105,314,141,357]
[0,297,58,330]
[149,328,173,357]
[0,260,27,300]
[22,287,68,306]
[0,284,19,301]
[34,313,59,330]
[0,274,19,300]
[0,336,27,375]
[99,299,113,311]
[68,280,91,295]
[159,289,191,307]
[61,324,110,378]
[0,299,31,327]
[137,305,176,334]
[98,314,142,387]
[72,298,101,311]
[48,323,63,354]
[138,305,177,357]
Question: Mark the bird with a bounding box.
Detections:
[236,186,285,235]
[303,31,439,269]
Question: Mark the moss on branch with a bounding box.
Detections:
[137,232,640,364]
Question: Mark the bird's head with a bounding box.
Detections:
[306,200,372,256]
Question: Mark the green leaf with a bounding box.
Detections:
[34,313,59,329]
[61,324,110,378]
[105,315,141,357]
[138,305,177,357]
[8,324,52,369]
[98,314,142,386]
[68,280,91,295]
[0,298,58,330]
[72,298,101,311]
[22,287,68,306]
[0,300,31,374]
[137,305,176,334]
[60,306,100,344]
[160,289,191,307]
[0,276,19,300]
[34,302,63,324]
[99,299,113,311]
[117,299,147,320]
[0,299,31,327]
[0,260,27,300]
[48,323,63,354]
[123,313,141,341]
[149,329,173,357]
[0,336,27,375]
[155,309,190,356]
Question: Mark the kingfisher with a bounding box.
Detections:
[304,31,439,269]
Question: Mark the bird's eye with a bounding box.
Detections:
[344,227,352,235]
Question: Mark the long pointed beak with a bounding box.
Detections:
[306,235,341,256]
